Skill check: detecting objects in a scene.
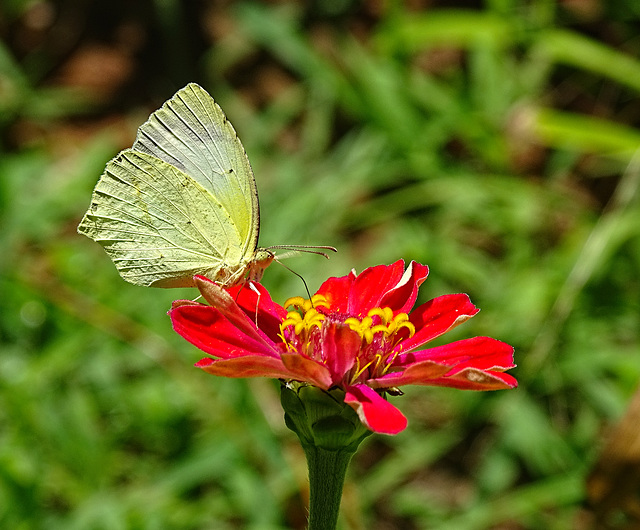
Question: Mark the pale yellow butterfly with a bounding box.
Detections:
[78,83,333,288]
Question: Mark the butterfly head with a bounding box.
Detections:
[246,249,275,283]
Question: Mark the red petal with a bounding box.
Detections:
[425,368,518,390]
[348,260,406,315]
[379,261,429,314]
[367,360,453,388]
[170,304,279,359]
[344,384,408,435]
[398,336,515,369]
[321,322,360,384]
[228,281,287,333]
[315,261,430,317]
[171,299,202,310]
[280,353,333,389]
[194,276,284,343]
[196,355,297,379]
[235,281,288,341]
[389,337,517,390]
[316,274,355,313]
[400,294,479,352]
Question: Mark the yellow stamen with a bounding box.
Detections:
[368,306,394,324]
[344,317,364,337]
[280,304,326,340]
[281,311,302,329]
[380,350,402,375]
[284,294,330,313]
[346,309,415,344]
[351,357,375,383]
[370,324,390,335]
[284,296,306,310]
[311,295,330,309]
[391,319,415,337]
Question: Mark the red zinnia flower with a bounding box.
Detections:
[170,260,517,435]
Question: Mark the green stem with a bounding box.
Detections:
[303,444,354,530]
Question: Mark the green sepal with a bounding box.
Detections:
[281,382,372,452]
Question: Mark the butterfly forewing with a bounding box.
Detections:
[131,83,259,259]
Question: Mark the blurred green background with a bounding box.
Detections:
[2,1,640,528]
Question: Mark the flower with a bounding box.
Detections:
[169,260,517,435]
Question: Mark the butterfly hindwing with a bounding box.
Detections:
[78,149,250,287]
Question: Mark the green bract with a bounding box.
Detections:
[281,382,372,452]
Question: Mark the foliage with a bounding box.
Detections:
[1,1,640,528]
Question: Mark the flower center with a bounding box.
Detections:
[344,307,415,383]
[280,295,416,384]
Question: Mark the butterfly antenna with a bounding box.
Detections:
[267,245,337,260]
[273,257,312,299]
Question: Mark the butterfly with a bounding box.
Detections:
[78,83,333,288]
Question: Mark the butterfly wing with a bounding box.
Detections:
[132,83,259,261]
[78,84,262,288]
[78,149,252,287]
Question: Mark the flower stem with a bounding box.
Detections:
[303,444,354,530]
[280,384,371,529]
